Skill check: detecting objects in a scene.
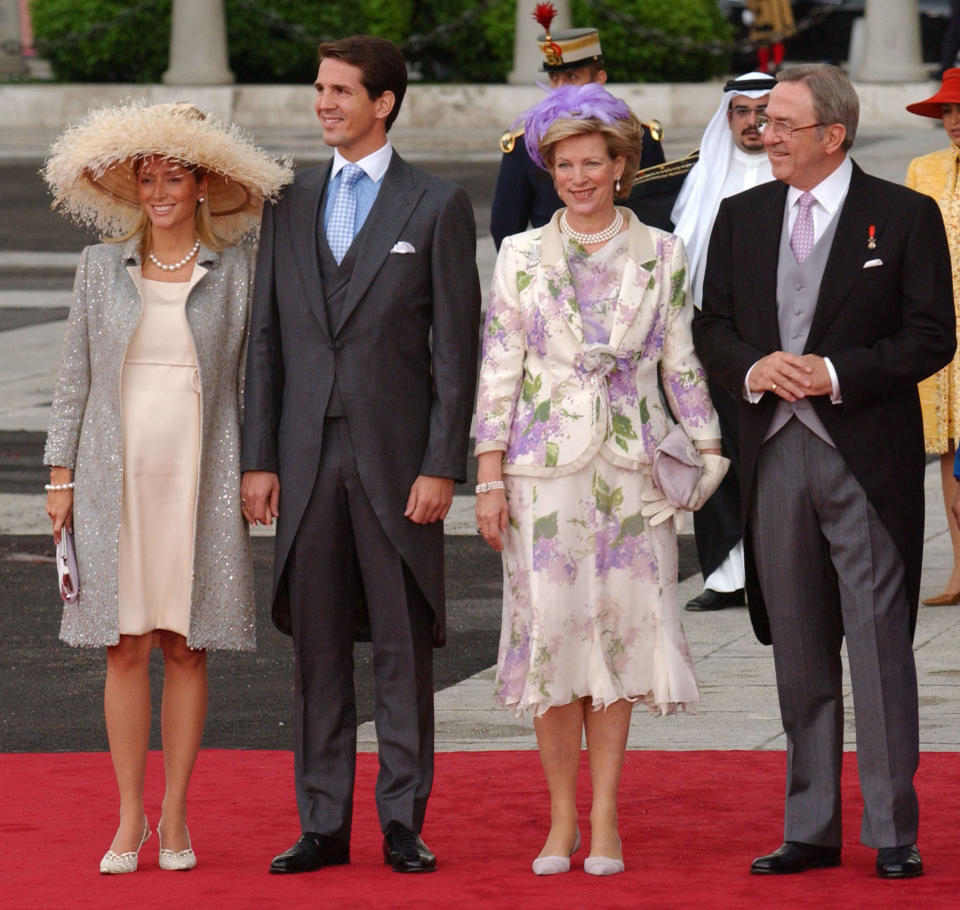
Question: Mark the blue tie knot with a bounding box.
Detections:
[340,163,364,188]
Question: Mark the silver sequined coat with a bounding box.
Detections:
[44,239,256,650]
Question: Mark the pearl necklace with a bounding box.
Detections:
[148,239,200,272]
[559,209,623,245]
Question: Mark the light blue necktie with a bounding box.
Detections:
[327,163,364,264]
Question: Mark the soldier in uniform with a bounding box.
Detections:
[490,14,666,250]
[744,0,796,74]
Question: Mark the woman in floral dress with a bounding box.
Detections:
[474,85,727,877]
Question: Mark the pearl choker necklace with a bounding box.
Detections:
[148,239,200,272]
[559,210,623,245]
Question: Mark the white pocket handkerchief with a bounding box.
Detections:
[390,241,416,254]
[863,258,883,269]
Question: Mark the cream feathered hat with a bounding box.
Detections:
[42,101,293,243]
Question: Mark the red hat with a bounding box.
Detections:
[906,68,960,119]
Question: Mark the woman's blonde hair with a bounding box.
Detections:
[538,115,644,199]
[107,159,226,258]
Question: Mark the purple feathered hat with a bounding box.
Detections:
[522,83,633,170]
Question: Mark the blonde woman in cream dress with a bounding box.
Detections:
[42,103,291,874]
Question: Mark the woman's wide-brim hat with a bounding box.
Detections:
[42,101,293,243]
[906,68,960,119]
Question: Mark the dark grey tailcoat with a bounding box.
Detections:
[693,163,955,644]
[241,152,481,645]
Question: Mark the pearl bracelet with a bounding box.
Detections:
[45,482,75,492]
[475,480,505,494]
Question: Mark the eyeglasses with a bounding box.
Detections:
[755,114,823,140]
[730,105,766,119]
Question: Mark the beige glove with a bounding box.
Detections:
[687,453,730,511]
[640,488,678,527]
[640,454,730,528]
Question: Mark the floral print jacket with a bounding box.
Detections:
[475,209,719,475]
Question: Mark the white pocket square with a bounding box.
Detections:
[863,258,883,269]
[390,241,416,254]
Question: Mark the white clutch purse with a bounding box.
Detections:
[56,527,79,604]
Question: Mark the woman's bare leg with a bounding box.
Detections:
[583,699,633,859]
[104,633,153,852]
[939,443,960,597]
[157,630,207,853]
[533,699,585,858]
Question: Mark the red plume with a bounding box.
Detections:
[533,3,557,33]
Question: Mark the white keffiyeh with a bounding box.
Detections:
[671,72,776,306]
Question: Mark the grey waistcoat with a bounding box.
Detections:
[317,194,363,417]
[764,202,842,445]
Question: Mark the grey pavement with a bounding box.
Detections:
[1,120,957,756]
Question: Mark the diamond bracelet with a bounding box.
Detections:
[475,481,505,494]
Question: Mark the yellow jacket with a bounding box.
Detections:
[905,146,957,204]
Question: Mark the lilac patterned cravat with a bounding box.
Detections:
[790,191,817,264]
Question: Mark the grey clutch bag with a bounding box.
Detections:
[56,527,79,604]
[652,423,703,509]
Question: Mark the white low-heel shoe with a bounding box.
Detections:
[531,829,581,875]
[584,837,624,876]
[158,821,197,871]
[100,820,151,874]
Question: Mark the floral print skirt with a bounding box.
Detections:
[495,456,700,717]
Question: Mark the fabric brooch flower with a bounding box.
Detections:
[578,344,634,378]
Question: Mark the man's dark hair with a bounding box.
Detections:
[318,35,408,132]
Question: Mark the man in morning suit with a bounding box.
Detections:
[241,36,481,875]
[693,64,954,879]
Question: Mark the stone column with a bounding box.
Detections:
[854,0,926,83]
[508,0,570,85]
[0,0,27,76]
[163,0,234,86]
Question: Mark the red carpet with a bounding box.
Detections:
[3,750,958,908]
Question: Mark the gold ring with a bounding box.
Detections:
[771,382,778,392]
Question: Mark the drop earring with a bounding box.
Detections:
[615,176,621,194]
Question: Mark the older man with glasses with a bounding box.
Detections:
[694,64,954,881]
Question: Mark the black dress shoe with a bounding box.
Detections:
[750,841,841,875]
[382,821,437,873]
[876,844,923,879]
[269,833,350,874]
[685,588,746,611]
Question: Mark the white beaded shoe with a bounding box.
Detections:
[531,829,581,875]
[158,822,197,871]
[100,820,151,874]
[584,837,624,876]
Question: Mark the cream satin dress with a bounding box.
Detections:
[117,268,202,637]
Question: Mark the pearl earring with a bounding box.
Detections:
[615,177,621,194]
[198,196,205,204]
